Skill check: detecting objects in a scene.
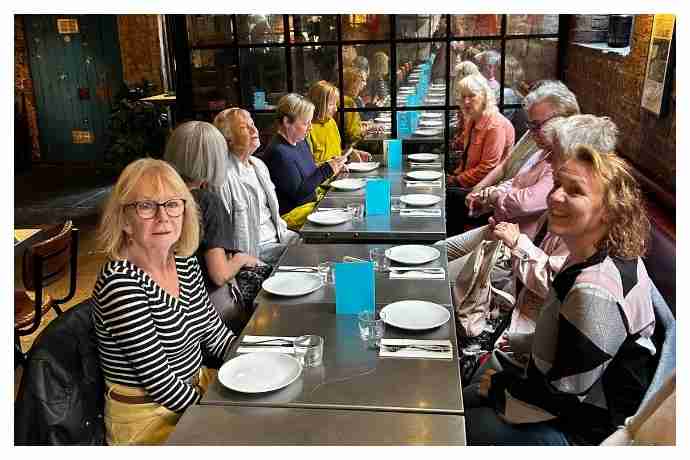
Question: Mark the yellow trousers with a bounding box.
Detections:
[104,366,216,445]
[281,201,317,230]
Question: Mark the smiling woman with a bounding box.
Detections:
[464,146,655,446]
[93,158,233,445]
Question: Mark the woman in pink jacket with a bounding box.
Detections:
[446,74,515,236]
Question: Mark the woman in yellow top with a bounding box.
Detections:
[342,67,371,146]
[306,80,371,163]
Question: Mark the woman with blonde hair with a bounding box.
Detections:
[445,73,515,235]
[262,93,347,229]
[342,66,369,145]
[306,80,371,163]
[464,146,655,446]
[93,158,233,445]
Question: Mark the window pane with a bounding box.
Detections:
[186,15,233,47]
[506,15,559,35]
[239,47,287,108]
[503,39,558,139]
[290,45,339,95]
[397,14,445,39]
[190,49,240,112]
[289,15,336,42]
[340,44,392,107]
[364,110,392,141]
[341,14,390,40]
[236,14,284,44]
[451,15,502,36]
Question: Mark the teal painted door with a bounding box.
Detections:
[24,15,123,162]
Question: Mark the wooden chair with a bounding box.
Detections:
[15,221,79,365]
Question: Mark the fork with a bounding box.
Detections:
[383,344,451,353]
[241,338,295,345]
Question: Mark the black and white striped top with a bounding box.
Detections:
[92,256,233,412]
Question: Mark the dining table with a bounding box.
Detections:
[301,165,447,244]
[201,300,464,415]
[166,405,466,445]
[255,243,452,306]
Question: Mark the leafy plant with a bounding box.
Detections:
[103,80,170,171]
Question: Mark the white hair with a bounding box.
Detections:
[523,80,580,117]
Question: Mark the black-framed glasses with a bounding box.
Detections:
[526,114,557,132]
[125,199,186,219]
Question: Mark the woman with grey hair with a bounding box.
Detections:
[263,93,347,229]
[212,108,300,266]
[164,120,261,331]
[446,73,515,236]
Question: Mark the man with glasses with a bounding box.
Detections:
[440,80,580,278]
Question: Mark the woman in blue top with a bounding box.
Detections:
[262,93,347,229]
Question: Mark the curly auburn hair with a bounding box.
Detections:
[571,145,650,259]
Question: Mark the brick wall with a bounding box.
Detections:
[117,15,164,91]
[14,16,41,159]
[564,14,676,196]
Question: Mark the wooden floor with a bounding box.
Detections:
[14,165,114,399]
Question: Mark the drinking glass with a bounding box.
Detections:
[369,247,390,272]
[358,311,384,349]
[347,203,364,221]
[317,261,335,285]
[293,335,324,367]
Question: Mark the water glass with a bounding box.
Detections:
[369,247,390,272]
[293,335,324,367]
[317,261,335,285]
[358,311,384,349]
[347,203,364,221]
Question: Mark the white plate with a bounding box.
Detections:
[385,244,441,265]
[408,153,440,162]
[330,178,366,191]
[406,170,442,181]
[414,128,442,137]
[380,300,450,331]
[419,119,443,128]
[425,98,445,104]
[399,194,442,207]
[218,352,302,393]
[347,161,380,172]
[307,210,352,226]
[262,272,324,296]
[420,112,443,119]
[374,117,391,123]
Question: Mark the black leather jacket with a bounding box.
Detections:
[15,299,106,445]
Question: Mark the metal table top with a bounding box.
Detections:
[303,170,446,244]
[202,301,464,414]
[256,243,451,306]
[166,405,466,445]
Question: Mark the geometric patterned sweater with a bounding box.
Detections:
[488,250,657,444]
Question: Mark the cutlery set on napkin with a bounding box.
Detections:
[408,162,443,168]
[405,180,443,188]
[399,208,442,217]
[388,266,446,280]
[379,339,453,359]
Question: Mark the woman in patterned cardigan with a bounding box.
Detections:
[464,146,656,445]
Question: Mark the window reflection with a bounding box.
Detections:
[451,15,501,36]
[289,15,336,42]
[397,14,445,39]
[237,14,284,43]
[507,15,559,35]
[290,46,339,95]
[342,14,390,40]
[239,47,286,108]
[190,49,239,111]
[186,15,233,47]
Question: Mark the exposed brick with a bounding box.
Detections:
[565,14,675,194]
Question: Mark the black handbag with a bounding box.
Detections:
[235,264,273,309]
